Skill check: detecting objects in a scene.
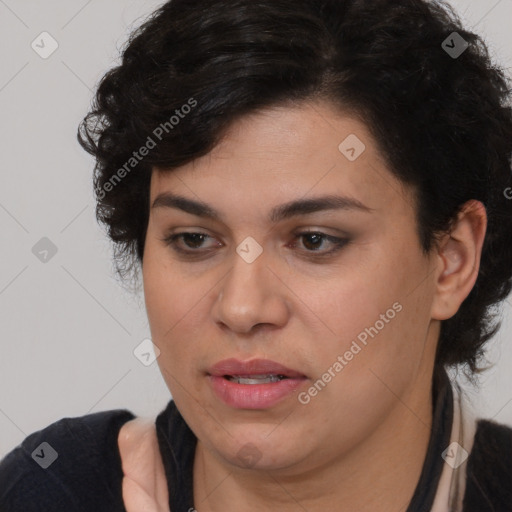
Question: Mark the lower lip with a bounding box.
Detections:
[208,375,307,409]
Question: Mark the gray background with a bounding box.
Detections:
[1,0,511,458]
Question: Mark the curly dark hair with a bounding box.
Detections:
[78,0,512,375]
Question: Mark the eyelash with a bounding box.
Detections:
[161,231,349,259]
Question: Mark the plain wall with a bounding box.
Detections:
[1,0,511,458]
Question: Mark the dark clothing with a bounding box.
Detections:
[1,369,511,511]
[0,409,135,511]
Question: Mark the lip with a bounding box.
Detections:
[207,358,306,378]
[207,358,307,409]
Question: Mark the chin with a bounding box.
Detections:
[213,429,305,472]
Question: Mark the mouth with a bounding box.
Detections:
[207,357,307,380]
[222,374,290,384]
[207,358,308,409]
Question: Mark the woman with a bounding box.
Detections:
[1,0,511,510]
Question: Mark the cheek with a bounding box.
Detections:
[143,250,206,400]
[142,243,195,348]
[303,242,431,384]
[295,296,429,451]
[142,240,221,377]
[143,249,172,334]
[293,259,399,352]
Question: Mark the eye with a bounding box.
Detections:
[161,232,219,254]
[290,231,349,256]
[160,230,349,258]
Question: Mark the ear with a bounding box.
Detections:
[431,200,487,321]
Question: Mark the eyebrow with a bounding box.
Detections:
[151,192,375,223]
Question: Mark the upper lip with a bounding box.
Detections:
[208,358,306,378]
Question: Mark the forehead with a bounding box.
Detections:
[149,101,415,223]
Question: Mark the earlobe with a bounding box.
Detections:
[431,200,487,321]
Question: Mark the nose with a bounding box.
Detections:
[211,244,290,335]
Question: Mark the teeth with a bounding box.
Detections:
[226,374,287,384]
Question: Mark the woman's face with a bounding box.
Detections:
[142,100,440,473]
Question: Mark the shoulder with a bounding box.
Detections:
[0,408,136,512]
[463,418,512,511]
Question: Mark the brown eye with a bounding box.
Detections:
[161,232,219,254]
[301,232,325,251]
[292,231,350,256]
[177,233,208,249]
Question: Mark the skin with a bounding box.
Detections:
[141,99,487,511]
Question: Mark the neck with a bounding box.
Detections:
[193,368,435,512]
